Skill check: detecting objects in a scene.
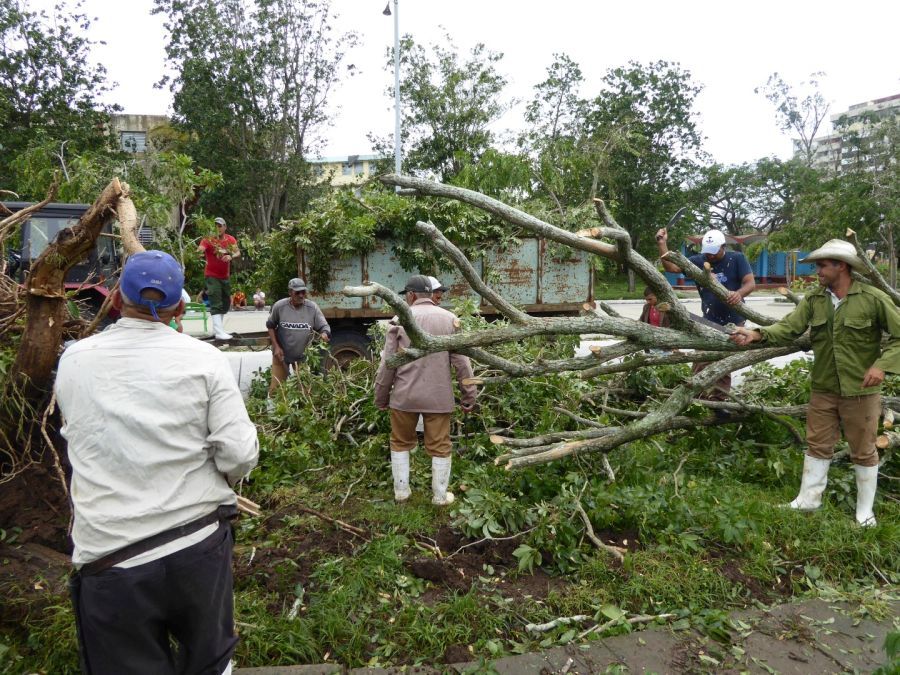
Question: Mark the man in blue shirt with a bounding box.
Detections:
[656,227,756,401]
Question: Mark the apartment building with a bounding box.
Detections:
[307,154,384,186]
[805,93,900,173]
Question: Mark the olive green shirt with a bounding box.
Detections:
[758,281,900,397]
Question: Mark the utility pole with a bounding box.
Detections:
[384,1,401,177]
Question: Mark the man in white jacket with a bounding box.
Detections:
[55,250,259,674]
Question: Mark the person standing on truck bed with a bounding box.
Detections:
[55,250,259,674]
[375,275,477,506]
[266,278,331,397]
[198,216,241,340]
[656,227,755,402]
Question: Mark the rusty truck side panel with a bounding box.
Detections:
[299,237,593,320]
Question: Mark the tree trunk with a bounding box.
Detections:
[10,178,129,395]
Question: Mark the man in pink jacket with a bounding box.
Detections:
[375,275,477,505]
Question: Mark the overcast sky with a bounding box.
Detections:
[39,0,900,166]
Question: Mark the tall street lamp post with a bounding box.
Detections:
[383,1,401,176]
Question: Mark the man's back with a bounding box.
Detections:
[56,318,258,565]
[377,299,474,413]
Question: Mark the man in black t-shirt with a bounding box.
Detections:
[657,227,756,402]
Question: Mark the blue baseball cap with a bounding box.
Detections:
[120,250,185,320]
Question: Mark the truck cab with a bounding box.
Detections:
[4,201,121,317]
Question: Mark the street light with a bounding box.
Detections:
[383,0,401,178]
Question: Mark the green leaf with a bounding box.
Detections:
[599,604,625,622]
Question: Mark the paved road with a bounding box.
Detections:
[217,295,809,398]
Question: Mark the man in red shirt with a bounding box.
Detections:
[197,217,241,340]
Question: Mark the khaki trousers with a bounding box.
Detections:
[806,391,880,467]
[268,356,306,397]
[390,409,452,458]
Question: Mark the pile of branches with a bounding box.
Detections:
[344,175,900,470]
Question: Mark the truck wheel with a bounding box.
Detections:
[328,330,371,369]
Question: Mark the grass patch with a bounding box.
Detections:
[4,352,898,671]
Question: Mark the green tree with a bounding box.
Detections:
[756,72,829,166]
[374,35,509,181]
[519,53,595,215]
[153,0,357,232]
[698,158,818,236]
[0,0,119,195]
[775,117,900,283]
[587,61,705,257]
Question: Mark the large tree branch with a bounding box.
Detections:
[12,179,129,393]
[344,283,762,370]
[502,348,793,469]
[846,227,900,308]
[661,250,776,326]
[416,220,529,324]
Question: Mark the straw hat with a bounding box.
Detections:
[799,239,865,270]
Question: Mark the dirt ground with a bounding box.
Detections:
[3,495,895,674]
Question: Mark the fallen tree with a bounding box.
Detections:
[0,178,142,538]
[343,174,898,470]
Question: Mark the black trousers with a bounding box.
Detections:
[70,522,237,675]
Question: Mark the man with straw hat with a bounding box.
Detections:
[730,239,900,526]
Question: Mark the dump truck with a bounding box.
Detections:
[298,237,595,365]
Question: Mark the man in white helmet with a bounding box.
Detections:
[657,226,755,401]
[731,239,900,526]
[427,276,449,305]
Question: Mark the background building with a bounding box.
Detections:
[307,154,384,186]
[805,93,900,173]
[109,113,170,154]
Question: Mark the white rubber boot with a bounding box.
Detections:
[391,451,411,502]
[431,456,454,506]
[854,464,878,527]
[787,455,831,510]
[212,314,232,340]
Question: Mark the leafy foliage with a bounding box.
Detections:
[0,0,119,195]
[244,184,517,296]
[153,0,357,232]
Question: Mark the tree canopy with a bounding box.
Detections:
[153,0,358,232]
[0,0,119,196]
[373,35,509,182]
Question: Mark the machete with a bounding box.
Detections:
[658,207,688,240]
